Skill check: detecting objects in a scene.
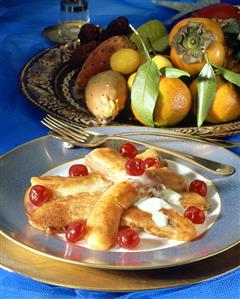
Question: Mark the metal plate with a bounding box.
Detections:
[1,234,239,291]
[20,41,240,137]
[0,127,239,270]
[43,21,87,43]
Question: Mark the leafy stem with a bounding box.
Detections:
[196,58,216,127]
[129,24,151,60]
[204,51,210,64]
[196,52,240,127]
[147,37,157,56]
[130,24,160,126]
[205,56,240,88]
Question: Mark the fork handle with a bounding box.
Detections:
[114,132,240,148]
[108,136,235,176]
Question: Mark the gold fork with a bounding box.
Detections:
[41,115,236,176]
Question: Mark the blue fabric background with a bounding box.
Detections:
[0,267,239,298]
[0,0,239,298]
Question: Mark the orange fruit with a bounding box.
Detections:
[154,77,192,126]
[131,77,192,126]
[190,77,240,123]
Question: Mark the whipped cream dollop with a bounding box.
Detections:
[134,197,171,227]
[134,189,183,227]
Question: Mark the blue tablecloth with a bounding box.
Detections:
[0,0,239,298]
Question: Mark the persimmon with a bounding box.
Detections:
[169,18,225,75]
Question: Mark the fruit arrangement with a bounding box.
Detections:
[70,7,240,128]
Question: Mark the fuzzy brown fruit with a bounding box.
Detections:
[85,70,128,123]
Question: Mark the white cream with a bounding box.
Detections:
[135,197,171,212]
[116,172,166,198]
[160,189,182,206]
[134,189,185,228]
[134,197,171,227]
[152,211,169,227]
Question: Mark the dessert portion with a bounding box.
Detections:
[27,192,102,234]
[86,180,140,250]
[24,144,211,251]
[30,173,111,198]
[24,173,111,215]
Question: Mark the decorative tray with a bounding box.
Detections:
[20,41,240,137]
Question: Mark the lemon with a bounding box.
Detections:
[152,55,172,69]
[127,72,136,90]
[110,48,141,75]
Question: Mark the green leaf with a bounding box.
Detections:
[160,66,190,78]
[197,63,217,127]
[129,24,151,60]
[131,60,160,127]
[219,67,240,87]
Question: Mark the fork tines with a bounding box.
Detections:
[41,115,89,142]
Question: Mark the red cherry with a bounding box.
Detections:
[125,158,145,176]
[116,228,140,249]
[184,206,205,224]
[29,185,52,207]
[143,157,162,169]
[68,164,89,177]
[65,221,87,243]
[189,179,207,196]
[120,143,138,158]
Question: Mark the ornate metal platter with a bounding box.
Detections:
[20,41,240,137]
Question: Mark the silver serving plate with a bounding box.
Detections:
[0,127,239,270]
